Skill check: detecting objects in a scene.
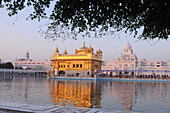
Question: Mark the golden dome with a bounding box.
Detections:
[63,49,68,54]
[55,48,59,53]
[76,42,89,54]
[80,42,88,50]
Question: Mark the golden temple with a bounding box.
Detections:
[51,42,102,77]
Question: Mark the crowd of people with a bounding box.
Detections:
[100,73,169,79]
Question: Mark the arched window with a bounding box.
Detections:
[124,64,129,70]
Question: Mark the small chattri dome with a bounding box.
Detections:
[55,48,59,53]
[96,49,102,54]
[88,44,93,52]
[119,53,124,59]
[63,49,68,54]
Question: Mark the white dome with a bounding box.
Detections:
[125,41,132,50]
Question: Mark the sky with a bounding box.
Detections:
[0,8,170,62]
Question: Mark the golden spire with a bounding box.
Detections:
[88,43,93,53]
[75,49,77,54]
[80,42,87,50]
[83,42,85,47]
[89,44,92,49]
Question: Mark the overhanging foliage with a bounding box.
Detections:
[1,0,170,40]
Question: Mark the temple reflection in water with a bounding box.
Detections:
[50,80,101,108]
[49,79,170,111]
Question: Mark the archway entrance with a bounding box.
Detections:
[59,70,65,76]
[131,72,134,76]
[124,71,129,75]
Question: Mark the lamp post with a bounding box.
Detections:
[47,70,51,78]
[52,69,55,78]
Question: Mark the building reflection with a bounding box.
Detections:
[50,80,101,108]
[0,74,13,82]
[49,79,170,111]
[103,81,136,110]
[103,81,170,111]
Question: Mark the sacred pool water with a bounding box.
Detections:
[0,74,169,113]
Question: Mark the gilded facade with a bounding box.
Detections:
[51,43,102,76]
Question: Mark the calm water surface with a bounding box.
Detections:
[0,74,170,113]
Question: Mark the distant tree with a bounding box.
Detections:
[4,62,14,69]
[0,0,170,40]
[0,64,3,68]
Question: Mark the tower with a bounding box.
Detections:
[25,51,29,60]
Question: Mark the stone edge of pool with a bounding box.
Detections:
[50,77,170,82]
[0,101,139,113]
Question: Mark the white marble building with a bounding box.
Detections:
[102,42,170,75]
[114,42,138,71]
[138,59,170,71]
[13,51,52,71]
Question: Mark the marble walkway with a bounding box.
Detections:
[0,101,138,113]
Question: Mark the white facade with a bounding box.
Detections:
[102,42,170,75]
[13,51,52,71]
[114,42,138,71]
[138,59,170,71]
[102,61,114,70]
